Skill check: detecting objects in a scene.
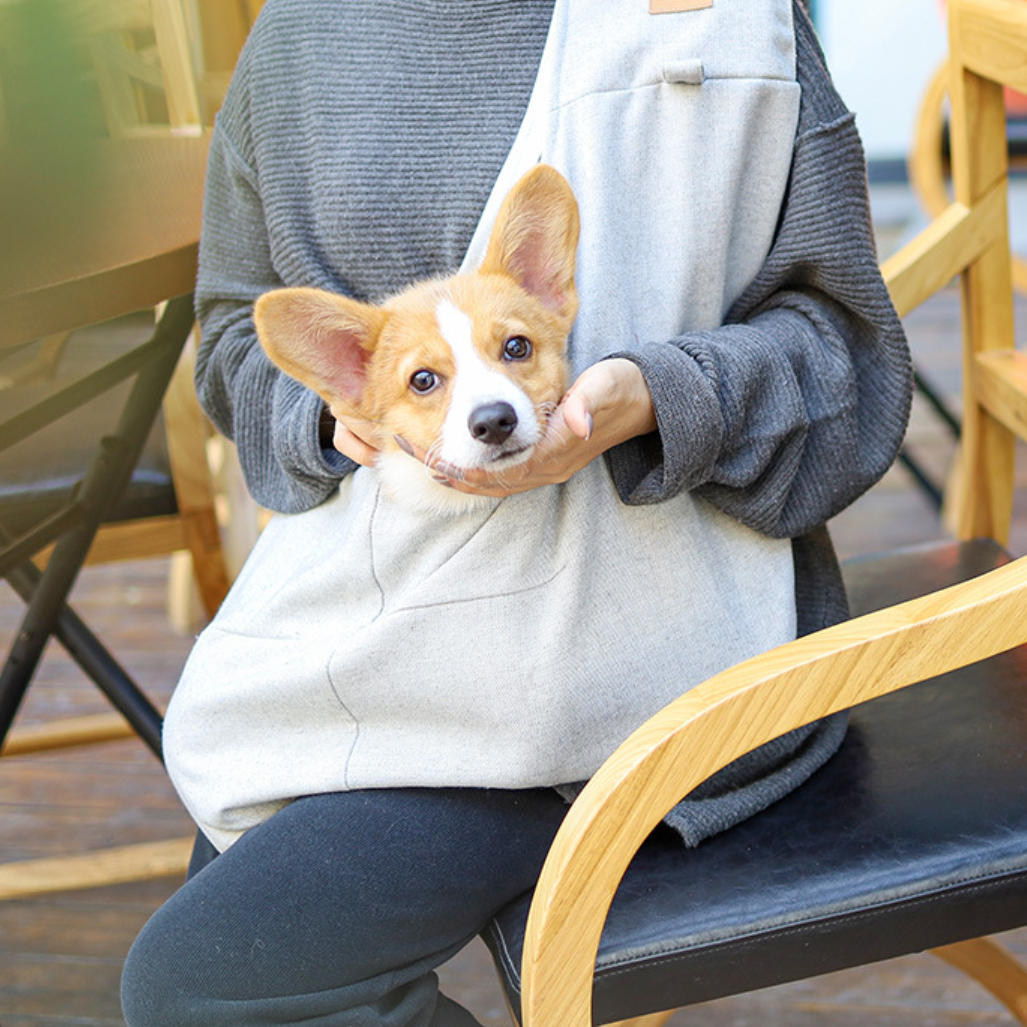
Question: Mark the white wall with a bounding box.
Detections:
[817,0,948,165]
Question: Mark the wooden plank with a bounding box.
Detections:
[32,517,186,570]
[0,889,172,955]
[2,712,136,755]
[1,956,126,1023]
[0,750,178,805]
[0,810,193,864]
[0,837,194,901]
[82,516,185,565]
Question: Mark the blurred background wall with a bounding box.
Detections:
[816,0,948,177]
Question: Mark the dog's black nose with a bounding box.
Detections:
[468,402,518,445]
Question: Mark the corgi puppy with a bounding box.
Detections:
[254,164,580,514]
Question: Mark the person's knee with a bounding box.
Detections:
[122,931,473,1027]
[121,909,210,1027]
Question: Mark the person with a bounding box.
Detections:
[121,1,912,1025]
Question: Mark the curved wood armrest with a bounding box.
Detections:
[521,554,1027,1027]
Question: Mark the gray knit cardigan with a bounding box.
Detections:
[188,0,912,846]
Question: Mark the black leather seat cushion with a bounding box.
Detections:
[486,538,1027,1023]
[0,317,177,535]
[0,396,175,533]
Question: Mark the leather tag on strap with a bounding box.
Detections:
[650,0,712,11]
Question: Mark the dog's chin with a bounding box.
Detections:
[375,450,500,516]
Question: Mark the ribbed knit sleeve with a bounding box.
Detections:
[605,2,913,540]
[194,117,355,514]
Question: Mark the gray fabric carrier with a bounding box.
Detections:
[164,0,801,852]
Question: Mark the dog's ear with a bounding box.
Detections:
[480,164,580,322]
[254,287,387,411]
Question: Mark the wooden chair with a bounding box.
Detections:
[190,0,264,123]
[0,131,230,770]
[75,0,203,138]
[0,17,229,630]
[483,2,1027,1026]
[0,308,243,894]
[0,4,258,900]
[0,0,204,141]
[909,55,1027,296]
[0,0,234,638]
[0,310,231,738]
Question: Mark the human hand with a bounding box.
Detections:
[429,357,657,497]
[329,405,381,468]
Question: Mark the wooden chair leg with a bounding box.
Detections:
[933,937,1027,1026]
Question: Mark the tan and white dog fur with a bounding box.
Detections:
[254,165,580,515]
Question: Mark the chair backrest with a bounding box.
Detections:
[78,0,203,136]
[881,0,1026,542]
[0,0,204,140]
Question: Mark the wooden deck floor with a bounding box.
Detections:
[2,284,1027,1025]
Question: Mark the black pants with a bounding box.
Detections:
[121,788,568,1027]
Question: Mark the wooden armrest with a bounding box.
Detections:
[520,553,1027,1027]
[977,349,1027,440]
[880,185,1006,318]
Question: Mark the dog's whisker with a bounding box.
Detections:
[422,440,448,481]
[541,418,563,446]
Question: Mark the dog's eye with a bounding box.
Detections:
[409,369,439,395]
[503,336,532,361]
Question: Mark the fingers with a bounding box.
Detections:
[562,358,656,442]
[329,407,381,468]
[560,389,595,441]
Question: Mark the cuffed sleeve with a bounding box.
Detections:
[605,8,912,540]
